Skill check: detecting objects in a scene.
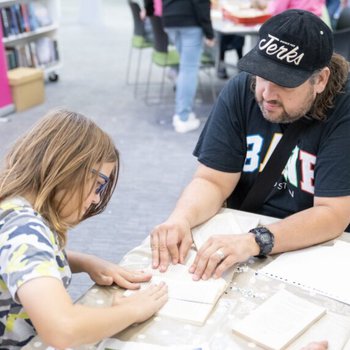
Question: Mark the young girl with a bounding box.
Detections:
[0,109,167,349]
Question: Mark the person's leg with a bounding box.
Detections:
[217,35,244,79]
[217,35,229,79]
[164,28,179,85]
[175,26,203,122]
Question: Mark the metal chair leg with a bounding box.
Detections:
[134,48,143,97]
[159,65,167,103]
[145,55,153,105]
[125,41,133,85]
[207,68,217,102]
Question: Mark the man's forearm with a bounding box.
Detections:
[168,177,227,229]
[267,205,346,254]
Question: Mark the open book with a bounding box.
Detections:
[231,289,326,350]
[258,240,350,305]
[124,263,227,325]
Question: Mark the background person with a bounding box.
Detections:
[150,10,350,282]
[0,109,167,349]
[252,0,326,17]
[162,0,215,133]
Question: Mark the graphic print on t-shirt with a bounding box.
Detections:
[243,135,316,195]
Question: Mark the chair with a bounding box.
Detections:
[333,7,350,61]
[126,0,153,97]
[145,15,180,104]
[145,16,216,105]
[335,6,350,30]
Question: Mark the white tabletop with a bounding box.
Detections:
[211,8,261,35]
[24,209,350,350]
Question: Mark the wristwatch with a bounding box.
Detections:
[249,226,275,258]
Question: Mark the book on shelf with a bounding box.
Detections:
[1,7,10,37]
[5,48,16,69]
[5,38,59,70]
[20,4,31,33]
[231,289,327,350]
[27,3,39,31]
[31,2,52,27]
[0,2,52,38]
[14,4,25,34]
[124,263,228,326]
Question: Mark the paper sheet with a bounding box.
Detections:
[259,240,350,305]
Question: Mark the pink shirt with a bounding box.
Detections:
[154,0,162,16]
[267,0,325,17]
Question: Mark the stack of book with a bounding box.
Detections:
[1,2,59,71]
[5,38,59,70]
[0,2,51,38]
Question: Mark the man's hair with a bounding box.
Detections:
[250,53,349,121]
[0,108,119,246]
[309,53,349,121]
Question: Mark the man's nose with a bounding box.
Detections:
[262,80,279,100]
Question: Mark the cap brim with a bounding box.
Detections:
[237,47,313,88]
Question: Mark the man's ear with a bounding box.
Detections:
[314,67,330,94]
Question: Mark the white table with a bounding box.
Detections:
[210,9,260,70]
[24,209,350,350]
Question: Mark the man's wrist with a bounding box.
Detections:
[249,226,275,258]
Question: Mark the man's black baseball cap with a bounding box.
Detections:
[237,9,333,88]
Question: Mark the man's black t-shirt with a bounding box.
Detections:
[194,72,350,220]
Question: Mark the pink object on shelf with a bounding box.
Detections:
[0,17,13,109]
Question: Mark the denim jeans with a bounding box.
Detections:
[165,27,203,121]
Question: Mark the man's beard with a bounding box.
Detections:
[256,89,315,124]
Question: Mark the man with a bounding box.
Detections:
[151,10,350,282]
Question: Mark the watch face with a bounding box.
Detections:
[261,232,271,244]
[253,227,274,256]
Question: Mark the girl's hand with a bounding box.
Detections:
[86,256,151,289]
[113,282,168,323]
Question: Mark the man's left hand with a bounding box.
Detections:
[189,233,259,280]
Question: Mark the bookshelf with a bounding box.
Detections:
[0,0,61,82]
[0,12,14,117]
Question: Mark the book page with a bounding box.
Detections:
[150,264,227,304]
[259,240,350,305]
[157,298,214,325]
[231,289,326,350]
[124,264,227,325]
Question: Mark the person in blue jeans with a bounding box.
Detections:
[162,0,215,133]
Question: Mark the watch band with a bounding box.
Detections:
[249,226,275,258]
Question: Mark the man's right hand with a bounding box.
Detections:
[150,218,193,271]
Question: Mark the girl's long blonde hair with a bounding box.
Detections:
[0,108,119,246]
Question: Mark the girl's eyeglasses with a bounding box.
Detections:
[92,170,110,195]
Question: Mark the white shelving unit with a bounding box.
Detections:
[0,0,61,81]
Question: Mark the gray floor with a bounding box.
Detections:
[0,0,235,300]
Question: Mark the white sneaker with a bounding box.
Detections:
[173,113,200,133]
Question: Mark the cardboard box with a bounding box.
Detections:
[8,67,45,112]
